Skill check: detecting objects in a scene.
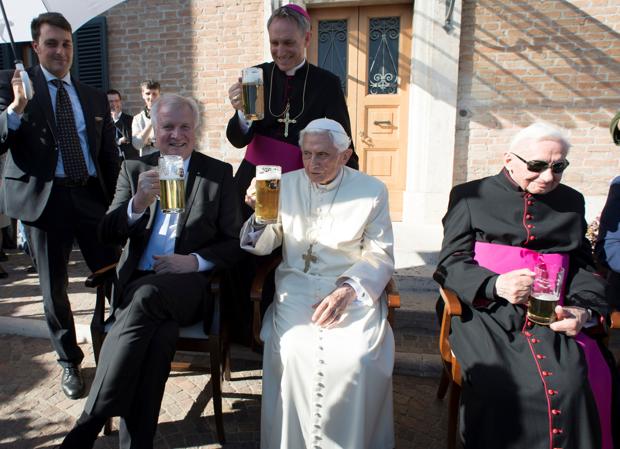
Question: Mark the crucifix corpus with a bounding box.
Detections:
[302,244,318,273]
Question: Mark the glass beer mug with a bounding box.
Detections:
[241,67,264,121]
[159,155,186,214]
[527,259,565,325]
[255,165,281,224]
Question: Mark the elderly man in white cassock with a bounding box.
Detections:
[241,118,395,449]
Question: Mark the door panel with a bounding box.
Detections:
[309,4,412,221]
[308,7,359,140]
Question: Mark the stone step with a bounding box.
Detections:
[394,351,443,378]
[392,286,440,350]
[394,265,438,293]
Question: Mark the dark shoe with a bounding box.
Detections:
[61,365,85,399]
[26,265,37,274]
[0,250,7,261]
[0,265,7,279]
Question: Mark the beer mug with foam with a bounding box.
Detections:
[527,259,564,325]
[241,67,264,121]
[159,155,186,214]
[255,165,281,224]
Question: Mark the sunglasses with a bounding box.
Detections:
[511,153,570,174]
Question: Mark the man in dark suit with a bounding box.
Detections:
[0,13,120,399]
[107,89,138,160]
[60,93,244,449]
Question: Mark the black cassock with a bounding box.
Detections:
[434,169,619,449]
[226,61,358,214]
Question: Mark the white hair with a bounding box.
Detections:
[150,94,201,131]
[509,122,571,154]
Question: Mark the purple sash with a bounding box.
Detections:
[474,241,612,449]
[245,134,303,173]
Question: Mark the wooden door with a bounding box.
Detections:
[309,4,412,220]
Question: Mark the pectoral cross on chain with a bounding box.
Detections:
[302,244,318,273]
[278,106,296,138]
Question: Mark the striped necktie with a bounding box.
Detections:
[51,79,89,182]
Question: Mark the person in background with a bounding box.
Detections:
[132,80,160,157]
[611,110,620,145]
[107,89,138,160]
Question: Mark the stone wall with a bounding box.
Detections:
[455,0,620,196]
[103,0,266,166]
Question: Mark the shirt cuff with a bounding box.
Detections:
[237,110,251,133]
[191,253,214,272]
[127,197,145,225]
[339,278,373,306]
[582,308,599,328]
[7,106,22,130]
[242,215,267,246]
[486,275,499,300]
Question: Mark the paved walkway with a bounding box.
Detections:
[0,249,452,449]
[0,334,451,449]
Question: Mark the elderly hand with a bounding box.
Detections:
[311,285,356,328]
[549,305,590,336]
[152,254,198,274]
[495,268,535,305]
[133,169,160,213]
[245,177,257,209]
[228,79,243,111]
[10,68,30,114]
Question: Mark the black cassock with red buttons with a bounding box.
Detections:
[434,169,619,449]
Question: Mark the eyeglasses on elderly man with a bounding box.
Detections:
[510,152,570,174]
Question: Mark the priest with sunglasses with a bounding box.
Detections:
[434,122,619,449]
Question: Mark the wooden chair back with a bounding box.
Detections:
[436,286,463,449]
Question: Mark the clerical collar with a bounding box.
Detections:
[309,167,345,192]
[284,59,306,76]
[41,65,72,87]
[500,167,528,193]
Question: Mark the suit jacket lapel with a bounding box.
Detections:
[142,153,160,230]
[176,152,202,248]
[31,66,58,141]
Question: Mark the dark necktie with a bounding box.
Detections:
[51,79,89,182]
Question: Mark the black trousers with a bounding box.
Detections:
[63,271,212,449]
[26,180,119,367]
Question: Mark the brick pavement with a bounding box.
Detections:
[0,249,452,448]
[0,335,450,449]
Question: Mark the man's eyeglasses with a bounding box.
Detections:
[511,153,570,174]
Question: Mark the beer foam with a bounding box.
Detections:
[531,293,558,302]
[256,165,281,180]
[243,68,262,84]
[160,174,183,180]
